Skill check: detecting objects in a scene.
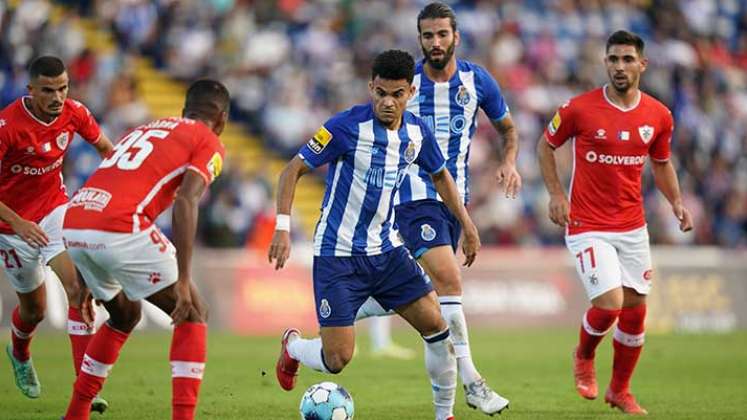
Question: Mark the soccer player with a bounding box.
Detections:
[269,50,479,420]
[356,2,518,414]
[61,79,228,420]
[0,56,114,411]
[537,30,694,415]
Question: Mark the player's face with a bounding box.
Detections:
[369,76,416,129]
[28,72,69,117]
[604,45,647,94]
[418,18,459,70]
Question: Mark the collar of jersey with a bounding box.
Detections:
[21,96,59,127]
[602,84,641,112]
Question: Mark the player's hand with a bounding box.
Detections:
[548,193,570,227]
[268,230,291,270]
[496,161,522,199]
[460,222,481,267]
[672,202,693,232]
[10,218,49,248]
[78,287,96,328]
[171,279,194,325]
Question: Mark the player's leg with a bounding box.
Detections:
[43,204,97,382]
[1,233,47,398]
[147,282,208,420]
[65,292,140,420]
[396,292,457,420]
[566,233,625,400]
[605,228,652,414]
[374,247,458,420]
[277,255,362,390]
[368,316,415,359]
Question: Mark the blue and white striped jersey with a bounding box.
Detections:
[395,59,510,205]
[299,103,446,257]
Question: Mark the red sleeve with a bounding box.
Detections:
[187,130,225,185]
[543,100,576,148]
[69,99,102,144]
[649,109,673,162]
[0,123,9,160]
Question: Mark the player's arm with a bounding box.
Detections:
[537,134,570,227]
[430,169,480,267]
[92,132,114,158]
[490,115,521,198]
[170,169,207,324]
[268,156,311,270]
[650,160,693,232]
[0,200,49,247]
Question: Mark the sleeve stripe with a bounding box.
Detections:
[186,165,210,185]
[430,162,447,175]
[650,157,670,163]
[88,133,102,145]
[492,110,510,122]
[299,153,316,169]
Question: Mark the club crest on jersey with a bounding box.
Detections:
[638,125,654,144]
[404,141,417,163]
[56,132,69,150]
[548,112,561,135]
[207,152,223,181]
[308,126,333,154]
[319,299,331,319]
[420,224,436,241]
[454,85,471,107]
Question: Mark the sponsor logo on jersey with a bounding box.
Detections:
[548,112,561,135]
[56,132,69,150]
[420,223,436,241]
[455,85,471,107]
[638,125,654,144]
[207,152,223,180]
[307,126,333,154]
[585,151,647,166]
[10,155,64,175]
[595,129,606,139]
[404,141,417,163]
[618,130,630,141]
[69,187,112,211]
[319,298,332,318]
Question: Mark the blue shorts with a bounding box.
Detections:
[395,199,461,259]
[312,247,433,327]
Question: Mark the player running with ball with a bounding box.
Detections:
[537,30,693,415]
[270,49,480,420]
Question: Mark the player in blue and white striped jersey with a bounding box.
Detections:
[356,3,521,416]
[269,50,480,420]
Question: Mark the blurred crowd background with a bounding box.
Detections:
[1,0,745,248]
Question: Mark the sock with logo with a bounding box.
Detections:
[171,322,207,420]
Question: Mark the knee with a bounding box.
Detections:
[21,308,45,325]
[323,347,353,374]
[109,306,141,333]
[63,281,83,303]
[429,267,462,296]
[420,313,448,338]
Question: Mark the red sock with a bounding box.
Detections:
[170,322,207,420]
[577,306,621,359]
[10,306,38,362]
[65,323,129,420]
[68,307,94,376]
[611,304,646,393]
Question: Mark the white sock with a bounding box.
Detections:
[424,328,456,420]
[355,297,394,321]
[287,336,330,373]
[370,316,392,351]
[439,296,481,385]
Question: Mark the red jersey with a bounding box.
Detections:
[543,86,673,235]
[64,117,225,233]
[0,97,102,233]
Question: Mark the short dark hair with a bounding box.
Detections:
[28,56,66,80]
[371,50,415,84]
[183,79,230,119]
[417,2,457,33]
[606,30,645,55]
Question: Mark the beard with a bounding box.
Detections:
[610,73,635,94]
[422,41,455,70]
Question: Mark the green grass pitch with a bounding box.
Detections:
[2,329,746,419]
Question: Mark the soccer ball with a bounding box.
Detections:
[299,381,355,420]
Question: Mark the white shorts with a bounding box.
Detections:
[0,204,67,293]
[565,226,653,300]
[63,225,178,302]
